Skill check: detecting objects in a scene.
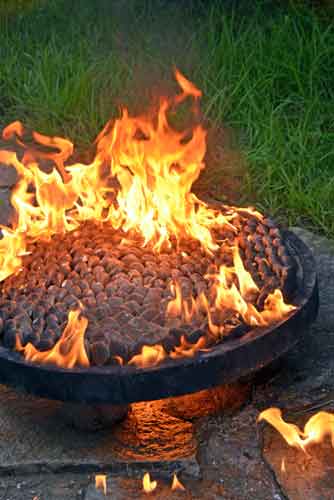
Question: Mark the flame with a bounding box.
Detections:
[129,345,166,369]
[171,473,186,491]
[0,68,296,370]
[143,473,157,493]
[166,246,295,340]
[0,69,234,278]
[15,309,89,369]
[95,474,107,496]
[281,458,286,473]
[232,245,259,300]
[258,407,334,452]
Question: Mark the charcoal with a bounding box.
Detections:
[105,282,118,297]
[169,328,183,344]
[96,292,108,303]
[64,294,80,307]
[88,256,100,268]
[153,278,165,288]
[158,266,170,280]
[115,310,133,324]
[256,277,280,310]
[3,320,17,348]
[46,314,60,329]
[171,268,183,280]
[91,341,110,366]
[93,266,107,282]
[144,287,162,304]
[0,215,297,366]
[143,265,157,277]
[280,264,298,300]
[109,331,133,361]
[121,254,139,266]
[91,282,104,295]
[269,228,281,238]
[186,328,204,344]
[225,323,249,341]
[82,296,97,308]
[141,306,159,322]
[129,261,145,274]
[101,256,124,274]
[38,336,55,351]
[102,317,121,333]
[161,336,177,352]
[125,300,141,315]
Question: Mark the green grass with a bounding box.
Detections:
[0,0,334,236]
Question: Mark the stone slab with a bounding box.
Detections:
[262,407,334,500]
[196,405,285,499]
[0,385,199,478]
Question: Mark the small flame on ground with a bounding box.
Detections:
[258,407,334,452]
[95,474,107,496]
[171,473,186,491]
[143,472,157,494]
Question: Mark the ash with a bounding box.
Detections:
[0,209,297,366]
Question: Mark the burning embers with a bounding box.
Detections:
[0,69,296,370]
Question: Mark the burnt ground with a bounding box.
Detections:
[0,166,334,497]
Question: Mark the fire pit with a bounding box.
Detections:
[0,70,318,405]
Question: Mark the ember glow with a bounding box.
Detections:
[258,407,334,452]
[95,474,107,496]
[142,472,157,493]
[0,69,296,370]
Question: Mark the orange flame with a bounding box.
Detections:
[0,69,296,370]
[258,407,334,452]
[95,474,107,496]
[281,458,286,473]
[166,245,295,340]
[171,473,186,491]
[15,309,89,369]
[143,473,157,494]
[129,345,166,369]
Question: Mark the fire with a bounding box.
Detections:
[15,309,89,369]
[95,474,107,496]
[171,473,186,491]
[0,68,297,370]
[129,345,166,369]
[142,472,157,493]
[258,407,334,452]
[281,458,286,473]
[166,249,295,340]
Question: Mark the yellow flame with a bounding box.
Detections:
[15,309,89,369]
[0,68,296,371]
[95,475,107,496]
[143,472,157,493]
[171,473,186,491]
[258,407,334,452]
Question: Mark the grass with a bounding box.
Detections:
[0,0,333,236]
